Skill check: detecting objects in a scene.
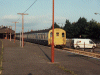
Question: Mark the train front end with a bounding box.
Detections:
[48,28,66,47]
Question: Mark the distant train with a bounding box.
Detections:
[16,28,66,47]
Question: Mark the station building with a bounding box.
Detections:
[0,25,15,39]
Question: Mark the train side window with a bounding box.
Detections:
[56,32,59,36]
[50,32,52,37]
[62,33,64,37]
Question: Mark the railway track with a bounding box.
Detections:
[23,40,100,59]
[63,48,100,59]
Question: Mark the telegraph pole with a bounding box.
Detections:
[17,13,28,48]
[51,0,54,63]
[12,22,19,43]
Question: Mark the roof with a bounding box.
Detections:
[0,27,15,34]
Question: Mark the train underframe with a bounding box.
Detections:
[16,38,66,48]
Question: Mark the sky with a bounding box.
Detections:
[1,0,100,33]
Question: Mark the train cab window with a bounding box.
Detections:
[56,32,59,36]
[50,32,52,37]
[62,33,64,37]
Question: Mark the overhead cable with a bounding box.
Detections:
[24,0,37,13]
[17,0,37,22]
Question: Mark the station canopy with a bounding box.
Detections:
[0,26,15,39]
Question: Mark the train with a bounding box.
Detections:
[16,28,66,47]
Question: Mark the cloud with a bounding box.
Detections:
[1,15,19,25]
[2,15,19,20]
[1,14,67,33]
[24,15,52,24]
[24,15,66,27]
[55,16,66,23]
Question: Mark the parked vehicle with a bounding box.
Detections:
[71,39,96,49]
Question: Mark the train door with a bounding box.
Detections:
[55,32,60,46]
[62,32,66,45]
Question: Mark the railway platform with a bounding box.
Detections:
[1,39,100,75]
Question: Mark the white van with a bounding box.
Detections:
[71,39,96,49]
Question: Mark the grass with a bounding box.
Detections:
[0,40,4,75]
[54,64,77,75]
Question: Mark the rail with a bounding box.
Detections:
[63,48,100,58]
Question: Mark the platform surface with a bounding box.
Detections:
[1,39,100,75]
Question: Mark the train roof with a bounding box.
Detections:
[16,29,51,34]
[16,28,65,34]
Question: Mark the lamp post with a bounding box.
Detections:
[58,23,64,28]
[51,0,54,63]
[94,13,100,15]
[17,13,28,48]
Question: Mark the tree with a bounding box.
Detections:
[63,19,73,38]
[72,17,88,38]
[49,17,100,39]
[50,22,60,29]
[88,19,100,39]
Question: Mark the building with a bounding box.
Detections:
[0,26,15,39]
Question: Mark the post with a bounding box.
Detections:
[8,27,9,39]
[17,13,28,48]
[84,42,85,51]
[10,32,11,41]
[51,0,54,63]
[9,26,12,41]
[20,31,21,47]
[14,23,16,43]
[12,22,19,43]
[22,15,24,47]
[3,34,4,39]
[92,46,95,53]
[6,27,8,39]
[70,40,71,48]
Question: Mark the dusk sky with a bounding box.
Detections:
[0,0,100,32]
